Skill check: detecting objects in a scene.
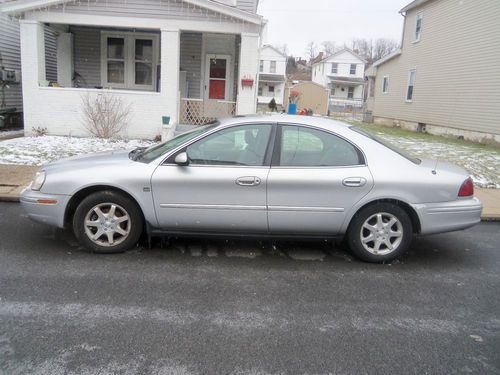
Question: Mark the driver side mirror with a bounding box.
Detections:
[174,152,189,166]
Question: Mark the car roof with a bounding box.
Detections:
[217,114,352,132]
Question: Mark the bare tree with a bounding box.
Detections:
[305,41,318,61]
[273,44,289,56]
[81,93,132,138]
[321,41,337,56]
[373,38,400,61]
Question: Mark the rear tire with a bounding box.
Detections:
[347,203,413,263]
[73,190,143,253]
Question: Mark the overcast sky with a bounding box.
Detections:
[257,0,410,57]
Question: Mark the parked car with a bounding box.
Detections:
[20,115,482,262]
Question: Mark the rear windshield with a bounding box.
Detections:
[350,126,421,164]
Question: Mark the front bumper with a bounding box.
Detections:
[20,187,71,228]
[411,197,483,235]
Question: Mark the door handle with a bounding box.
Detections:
[236,176,261,187]
[342,177,366,187]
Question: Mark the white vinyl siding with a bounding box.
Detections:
[371,0,500,136]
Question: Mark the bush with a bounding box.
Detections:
[81,93,132,138]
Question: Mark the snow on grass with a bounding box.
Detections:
[0,135,155,166]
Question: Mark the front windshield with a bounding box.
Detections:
[350,126,421,164]
[135,124,217,163]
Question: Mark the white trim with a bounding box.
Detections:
[24,11,260,35]
[100,31,159,91]
[382,76,389,94]
[38,86,161,95]
[2,0,263,25]
[406,69,416,102]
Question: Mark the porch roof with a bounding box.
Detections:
[0,0,263,24]
[259,74,286,83]
[328,77,365,85]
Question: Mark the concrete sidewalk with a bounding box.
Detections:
[0,164,498,220]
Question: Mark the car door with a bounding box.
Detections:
[151,123,274,233]
[267,124,373,235]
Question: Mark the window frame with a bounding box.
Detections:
[100,31,159,91]
[270,60,277,73]
[406,69,416,102]
[349,63,357,75]
[382,76,389,93]
[347,86,355,99]
[331,63,338,74]
[259,60,264,73]
[414,11,423,42]
[268,85,275,93]
[271,123,366,168]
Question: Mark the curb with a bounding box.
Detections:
[0,194,20,202]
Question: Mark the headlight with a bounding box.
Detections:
[31,170,46,191]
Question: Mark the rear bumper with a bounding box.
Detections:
[411,197,483,235]
[20,188,71,228]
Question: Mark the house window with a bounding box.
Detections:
[414,12,423,42]
[258,86,263,96]
[331,86,336,96]
[270,61,276,73]
[347,86,354,99]
[331,63,338,74]
[382,76,389,93]
[101,32,158,90]
[259,60,264,72]
[268,85,275,93]
[406,69,416,101]
[350,64,356,75]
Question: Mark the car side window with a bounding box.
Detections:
[186,124,273,166]
[279,125,363,167]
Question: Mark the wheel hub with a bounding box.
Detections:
[84,203,131,247]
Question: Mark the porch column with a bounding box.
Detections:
[236,33,259,115]
[19,20,45,134]
[160,28,180,141]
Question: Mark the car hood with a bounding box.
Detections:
[42,150,133,171]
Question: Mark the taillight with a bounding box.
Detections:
[458,177,474,197]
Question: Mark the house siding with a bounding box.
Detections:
[45,0,242,22]
[0,12,22,111]
[70,26,101,88]
[372,0,500,136]
[180,32,202,98]
[236,0,257,13]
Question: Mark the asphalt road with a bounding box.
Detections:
[0,202,499,375]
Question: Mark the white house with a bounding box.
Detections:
[311,49,366,109]
[257,44,286,109]
[0,0,264,139]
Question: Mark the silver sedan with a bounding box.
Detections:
[20,115,482,262]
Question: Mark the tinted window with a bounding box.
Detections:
[279,126,363,167]
[187,124,272,166]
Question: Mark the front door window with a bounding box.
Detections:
[209,57,227,100]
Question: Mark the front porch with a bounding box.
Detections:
[328,78,365,109]
[17,6,261,139]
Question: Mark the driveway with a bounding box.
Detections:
[0,202,499,374]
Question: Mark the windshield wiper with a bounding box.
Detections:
[129,147,147,161]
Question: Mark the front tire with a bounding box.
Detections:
[73,191,143,253]
[347,203,413,263]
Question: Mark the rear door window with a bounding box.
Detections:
[278,125,364,167]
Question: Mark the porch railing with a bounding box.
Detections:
[329,97,364,108]
[180,98,236,125]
